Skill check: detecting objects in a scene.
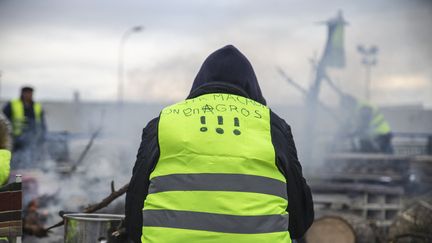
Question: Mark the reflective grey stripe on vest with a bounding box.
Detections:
[143,210,289,234]
[148,173,287,200]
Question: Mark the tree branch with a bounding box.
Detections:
[45,182,129,232]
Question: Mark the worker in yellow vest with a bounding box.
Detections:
[339,94,393,153]
[0,113,12,186]
[2,86,46,152]
[124,45,314,243]
[0,149,10,186]
[0,146,10,241]
[0,114,11,243]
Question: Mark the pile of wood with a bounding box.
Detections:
[306,152,432,243]
[310,179,404,226]
[388,198,432,242]
[324,153,410,183]
[409,156,432,186]
[22,198,49,237]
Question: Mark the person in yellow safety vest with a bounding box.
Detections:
[124,45,314,243]
[340,94,393,153]
[0,149,11,186]
[0,113,12,186]
[2,86,46,152]
[0,114,11,243]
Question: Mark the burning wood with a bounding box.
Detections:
[23,199,48,237]
[44,181,129,234]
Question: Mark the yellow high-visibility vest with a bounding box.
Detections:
[10,99,42,136]
[0,149,11,185]
[142,93,290,243]
[357,102,391,136]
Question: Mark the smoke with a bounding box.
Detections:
[5,101,164,243]
[126,54,200,102]
[46,103,162,209]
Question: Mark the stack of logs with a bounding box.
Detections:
[305,153,432,243]
[388,198,432,242]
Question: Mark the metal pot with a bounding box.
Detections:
[64,213,124,243]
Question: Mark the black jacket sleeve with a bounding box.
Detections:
[125,117,160,243]
[270,111,314,239]
[2,102,12,121]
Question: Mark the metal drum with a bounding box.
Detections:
[64,213,124,243]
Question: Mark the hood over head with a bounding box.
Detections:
[189,45,266,105]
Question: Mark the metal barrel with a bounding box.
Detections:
[64,213,124,243]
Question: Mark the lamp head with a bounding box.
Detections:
[132,26,144,32]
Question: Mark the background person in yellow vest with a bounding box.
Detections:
[0,149,10,186]
[2,86,46,168]
[125,45,314,243]
[2,86,47,150]
[0,113,12,186]
[339,94,393,153]
[0,115,11,243]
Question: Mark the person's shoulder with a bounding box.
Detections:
[3,101,12,106]
[269,110,292,134]
[141,117,159,138]
[144,117,159,130]
[147,117,159,125]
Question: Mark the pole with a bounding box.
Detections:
[117,26,143,104]
[277,67,342,122]
[117,35,126,104]
[357,45,378,102]
[365,63,371,101]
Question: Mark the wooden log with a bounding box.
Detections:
[388,198,432,242]
[305,213,377,243]
[305,216,355,243]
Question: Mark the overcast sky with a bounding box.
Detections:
[0,0,431,107]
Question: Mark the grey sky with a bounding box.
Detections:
[0,0,431,106]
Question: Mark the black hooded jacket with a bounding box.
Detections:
[125,45,314,242]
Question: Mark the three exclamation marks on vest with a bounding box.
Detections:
[200,116,241,136]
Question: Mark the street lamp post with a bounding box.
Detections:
[357,44,378,101]
[117,25,143,104]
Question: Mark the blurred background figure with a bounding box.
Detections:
[2,86,47,168]
[0,112,12,185]
[338,94,393,153]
